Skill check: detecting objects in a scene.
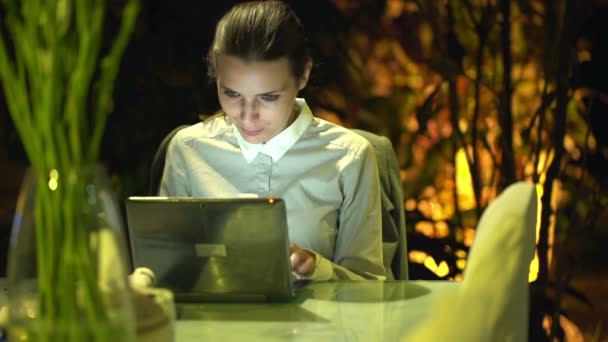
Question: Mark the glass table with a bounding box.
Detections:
[175,280,458,341]
[0,279,460,341]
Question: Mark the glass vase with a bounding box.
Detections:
[6,165,136,341]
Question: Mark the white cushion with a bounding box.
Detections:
[403,181,538,341]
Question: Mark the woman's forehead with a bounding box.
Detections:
[217,55,291,73]
[216,55,295,91]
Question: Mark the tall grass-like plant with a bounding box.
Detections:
[0,0,140,340]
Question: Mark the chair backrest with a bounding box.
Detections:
[148,126,409,280]
[402,181,538,341]
[148,125,191,196]
[351,129,409,280]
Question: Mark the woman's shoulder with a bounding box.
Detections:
[308,118,373,156]
[173,115,231,143]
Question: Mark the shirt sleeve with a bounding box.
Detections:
[159,131,190,197]
[295,141,386,281]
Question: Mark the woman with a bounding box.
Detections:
[160,0,385,281]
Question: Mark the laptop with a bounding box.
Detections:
[125,196,301,303]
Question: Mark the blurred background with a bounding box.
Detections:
[1,0,607,340]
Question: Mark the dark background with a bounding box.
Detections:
[0,0,374,276]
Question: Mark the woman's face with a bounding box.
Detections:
[216,55,311,144]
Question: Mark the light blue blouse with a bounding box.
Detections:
[160,99,386,280]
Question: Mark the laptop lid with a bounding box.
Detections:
[125,197,294,302]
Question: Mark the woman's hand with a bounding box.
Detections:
[289,243,316,276]
[129,267,156,289]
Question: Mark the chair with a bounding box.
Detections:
[148,125,191,196]
[351,129,409,281]
[148,126,409,280]
[402,181,538,341]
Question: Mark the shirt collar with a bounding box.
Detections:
[234,98,312,163]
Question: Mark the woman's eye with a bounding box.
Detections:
[224,90,239,98]
[260,94,279,102]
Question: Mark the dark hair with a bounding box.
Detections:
[207,0,310,80]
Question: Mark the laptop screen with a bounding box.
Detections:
[125,197,294,302]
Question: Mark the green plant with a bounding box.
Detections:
[0,0,139,340]
[305,0,602,338]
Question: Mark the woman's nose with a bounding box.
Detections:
[240,99,259,122]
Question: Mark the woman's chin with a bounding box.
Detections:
[243,135,267,144]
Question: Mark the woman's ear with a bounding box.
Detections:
[298,59,313,91]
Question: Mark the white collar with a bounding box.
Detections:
[234,98,313,163]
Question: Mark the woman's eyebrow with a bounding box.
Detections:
[219,83,234,91]
[256,86,286,96]
[219,83,287,95]
[257,82,289,95]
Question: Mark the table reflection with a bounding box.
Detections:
[175,281,456,342]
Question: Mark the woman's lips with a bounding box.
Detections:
[241,128,263,137]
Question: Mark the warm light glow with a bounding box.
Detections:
[458,118,469,132]
[528,257,539,282]
[536,150,555,185]
[405,115,419,132]
[385,0,405,19]
[577,50,591,63]
[48,179,58,191]
[455,249,467,259]
[587,135,597,150]
[268,198,275,204]
[455,228,464,243]
[48,169,59,191]
[435,221,449,238]
[563,135,581,160]
[415,221,435,237]
[423,256,450,277]
[408,250,428,264]
[436,261,449,277]
[417,200,432,218]
[543,314,584,341]
[405,198,417,211]
[424,255,438,272]
[528,183,544,282]
[463,227,476,247]
[430,202,446,221]
[456,259,467,270]
[455,148,476,210]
